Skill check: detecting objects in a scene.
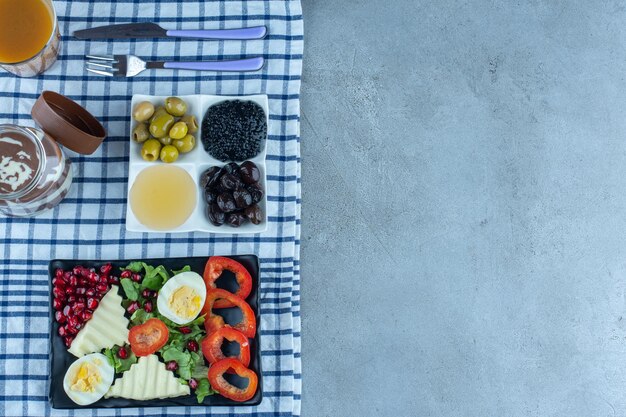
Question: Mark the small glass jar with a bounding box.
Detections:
[0,124,72,216]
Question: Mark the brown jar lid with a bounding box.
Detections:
[31,91,106,155]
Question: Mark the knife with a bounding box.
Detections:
[73,23,267,41]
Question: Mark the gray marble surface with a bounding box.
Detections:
[299,1,626,416]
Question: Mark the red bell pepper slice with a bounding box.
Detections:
[203,256,252,309]
[208,358,258,402]
[201,327,251,368]
[201,288,256,338]
[128,318,169,357]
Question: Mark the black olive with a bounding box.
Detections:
[216,192,237,213]
[204,190,217,204]
[233,188,253,208]
[207,203,225,226]
[220,173,241,191]
[226,212,247,227]
[244,204,263,225]
[223,162,240,176]
[200,166,223,189]
[247,184,264,204]
[239,161,260,185]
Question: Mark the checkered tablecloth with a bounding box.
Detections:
[0,1,302,416]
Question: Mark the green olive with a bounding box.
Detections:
[158,136,173,146]
[132,123,150,143]
[168,121,188,140]
[164,97,187,117]
[160,145,179,163]
[149,113,175,138]
[173,134,196,154]
[141,139,162,162]
[180,114,198,134]
[132,101,155,122]
[150,106,167,123]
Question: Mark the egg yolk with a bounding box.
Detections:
[168,285,201,319]
[70,360,102,393]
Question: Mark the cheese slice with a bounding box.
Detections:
[68,286,129,357]
[105,354,190,400]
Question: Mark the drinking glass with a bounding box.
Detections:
[0,0,61,77]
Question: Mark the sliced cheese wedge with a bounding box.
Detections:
[105,354,190,400]
[68,286,129,357]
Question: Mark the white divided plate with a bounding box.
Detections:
[125,94,269,234]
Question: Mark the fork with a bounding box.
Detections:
[85,54,264,76]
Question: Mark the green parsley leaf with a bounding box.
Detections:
[121,261,143,273]
[195,378,215,403]
[103,345,137,373]
[171,265,191,275]
[130,308,153,325]
[120,278,139,301]
[142,265,169,291]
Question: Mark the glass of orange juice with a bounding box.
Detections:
[0,0,61,77]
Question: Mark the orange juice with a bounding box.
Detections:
[0,0,54,63]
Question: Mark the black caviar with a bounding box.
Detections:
[201,100,267,162]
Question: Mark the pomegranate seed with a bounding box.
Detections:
[186,340,199,352]
[179,326,191,334]
[87,298,98,310]
[96,283,108,294]
[62,304,71,316]
[63,271,72,281]
[165,361,178,371]
[86,288,96,297]
[143,300,153,313]
[131,273,142,283]
[75,287,86,295]
[100,264,112,275]
[53,299,63,310]
[58,326,66,337]
[69,276,78,287]
[52,287,65,299]
[188,378,199,390]
[76,295,87,304]
[65,286,75,296]
[73,303,85,315]
[81,311,92,321]
[55,268,64,278]
[52,277,65,287]
[117,346,128,359]
[109,276,120,285]
[67,316,79,328]
[87,272,98,283]
[127,301,139,314]
[72,266,83,276]
[66,326,77,335]
[55,311,66,324]
[63,336,74,347]
[120,270,132,278]
[142,289,151,298]
[66,295,76,304]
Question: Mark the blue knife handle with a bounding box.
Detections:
[166,26,267,40]
[163,57,265,72]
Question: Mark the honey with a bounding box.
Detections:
[129,165,196,230]
[0,0,54,64]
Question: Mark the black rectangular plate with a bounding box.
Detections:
[48,255,262,409]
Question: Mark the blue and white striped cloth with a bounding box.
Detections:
[0,1,302,416]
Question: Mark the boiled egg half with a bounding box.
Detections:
[157,271,206,324]
[63,352,114,405]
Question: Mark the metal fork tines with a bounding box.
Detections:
[85,55,134,77]
[84,54,265,76]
